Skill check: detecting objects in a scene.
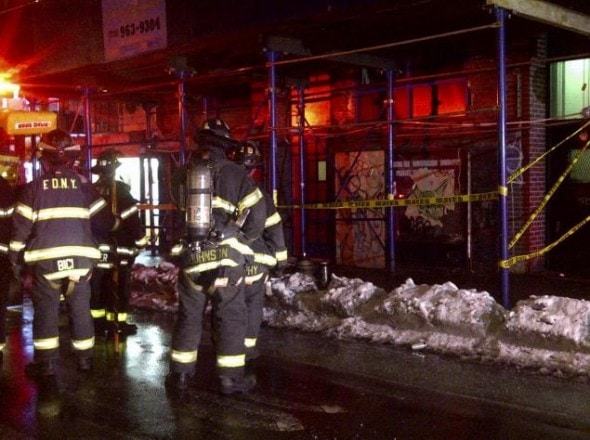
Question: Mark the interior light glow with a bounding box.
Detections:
[0,75,19,99]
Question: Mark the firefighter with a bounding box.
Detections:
[90,150,147,336]
[9,129,115,378]
[231,140,288,371]
[166,117,266,395]
[0,174,15,364]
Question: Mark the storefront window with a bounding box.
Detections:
[550,58,590,119]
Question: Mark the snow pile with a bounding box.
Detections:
[496,295,590,376]
[263,273,335,331]
[382,279,504,332]
[262,272,590,376]
[503,295,590,349]
[319,274,381,318]
[264,275,506,356]
[129,264,590,376]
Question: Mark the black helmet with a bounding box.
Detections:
[199,117,231,139]
[233,140,263,169]
[91,149,122,175]
[38,129,80,167]
[194,117,238,155]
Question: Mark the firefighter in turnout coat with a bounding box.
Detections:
[0,175,15,364]
[90,149,147,336]
[167,118,266,395]
[231,141,288,368]
[9,129,115,378]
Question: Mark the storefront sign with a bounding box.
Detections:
[0,111,57,135]
[102,0,167,62]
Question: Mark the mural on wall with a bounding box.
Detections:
[397,159,461,242]
[335,150,386,268]
[335,151,463,268]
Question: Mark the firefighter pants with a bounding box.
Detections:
[0,255,10,351]
[170,267,248,380]
[90,258,134,324]
[31,269,94,362]
[244,263,270,360]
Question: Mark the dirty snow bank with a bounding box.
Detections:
[263,273,590,376]
[129,266,590,376]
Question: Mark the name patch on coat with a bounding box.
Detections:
[190,247,229,264]
[57,258,75,271]
[42,178,78,190]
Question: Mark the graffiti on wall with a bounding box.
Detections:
[399,163,458,239]
[334,151,463,268]
[335,150,385,268]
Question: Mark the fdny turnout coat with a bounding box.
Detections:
[0,176,14,258]
[170,151,267,274]
[0,176,15,352]
[255,190,288,270]
[169,146,267,383]
[9,166,114,280]
[245,189,287,283]
[93,179,147,266]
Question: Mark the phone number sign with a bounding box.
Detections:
[102,0,167,62]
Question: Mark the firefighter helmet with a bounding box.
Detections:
[91,149,122,175]
[38,129,80,167]
[233,140,263,169]
[194,117,237,155]
[199,117,231,139]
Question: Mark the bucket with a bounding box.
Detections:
[317,261,330,289]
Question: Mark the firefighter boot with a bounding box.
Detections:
[25,360,57,380]
[219,374,257,396]
[107,321,137,336]
[118,322,138,335]
[165,371,193,391]
[245,358,258,377]
[77,357,93,372]
[94,318,107,336]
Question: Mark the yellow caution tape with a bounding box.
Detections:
[278,191,498,210]
[501,214,590,268]
[508,119,590,184]
[509,138,590,249]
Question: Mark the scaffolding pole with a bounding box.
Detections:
[296,84,308,257]
[83,87,93,180]
[495,7,510,308]
[267,50,279,206]
[385,70,396,272]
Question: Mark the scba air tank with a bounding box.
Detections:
[186,163,213,241]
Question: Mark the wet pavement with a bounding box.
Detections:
[1,267,590,439]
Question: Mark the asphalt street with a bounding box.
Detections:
[1,283,590,440]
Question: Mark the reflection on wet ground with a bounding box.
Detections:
[1,300,590,439]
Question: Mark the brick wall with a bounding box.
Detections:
[524,34,548,272]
